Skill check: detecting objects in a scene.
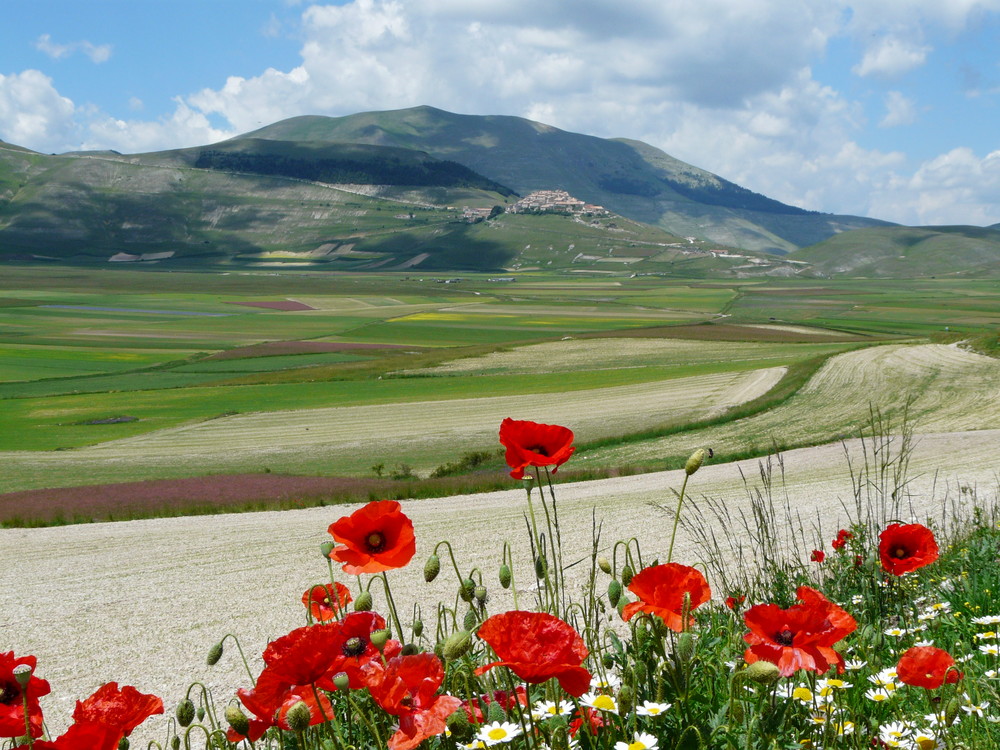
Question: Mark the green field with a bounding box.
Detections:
[0,265,996,495]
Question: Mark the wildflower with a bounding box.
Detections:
[975,631,997,640]
[850,594,864,605]
[914,639,934,648]
[328,500,417,574]
[476,721,523,746]
[811,549,825,563]
[725,595,745,610]
[831,529,853,550]
[475,611,591,696]
[580,692,619,714]
[962,700,990,717]
[498,418,575,479]
[635,700,672,717]
[896,646,963,689]
[972,615,1000,625]
[869,667,898,687]
[614,732,658,750]
[325,613,402,689]
[302,582,352,622]
[69,682,164,743]
[743,586,856,676]
[532,700,574,720]
[884,627,909,637]
[879,721,911,746]
[589,673,621,691]
[0,652,51,739]
[621,563,711,631]
[979,644,1000,656]
[816,678,852,695]
[910,728,938,749]
[865,688,894,702]
[844,659,867,671]
[365,653,463,750]
[878,523,939,576]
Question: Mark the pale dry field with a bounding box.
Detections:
[5,428,999,743]
[0,365,784,491]
[585,343,1000,466]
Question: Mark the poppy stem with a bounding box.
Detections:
[21,687,34,748]
[379,572,406,642]
[666,473,691,565]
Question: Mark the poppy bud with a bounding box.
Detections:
[459,578,476,602]
[744,661,781,685]
[728,697,745,724]
[354,590,373,611]
[607,579,622,607]
[621,565,634,587]
[944,697,962,726]
[602,653,615,669]
[424,554,441,583]
[333,672,350,691]
[118,738,129,750]
[225,705,250,737]
[401,643,419,656]
[597,556,612,574]
[206,641,224,666]
[320,540,335,558]
[676,632,696,664]
[285,701,312,732]
[176,699,196,728]
[442,630,473,661]
[685,447,710,475]
[447,708,473,742]
[617,597,628,618]
[371,628,391,651]
[411,619,424,638]
[498,564,512,589]
[474,585,488,604]
[12,664,31,688]
[618,685,634,716]
[170,737,180,750]
[321,740,337,750]
[434,640,445,659]
[197,706,205,722]
[487,701,506,723]
[463,608,478,631]
[535,555,547,579]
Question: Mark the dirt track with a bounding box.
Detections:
[4,428,999,743]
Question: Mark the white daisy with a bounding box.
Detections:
[531,700,574,720]
[614,732,658,750]
[476,721,522,746]
[635,700,672,717]
[579,691,619,714]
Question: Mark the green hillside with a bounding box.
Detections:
[241,106,892,253]
[792,225,1000,277]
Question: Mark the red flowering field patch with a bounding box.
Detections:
[222,300,318,311]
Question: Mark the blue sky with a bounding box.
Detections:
[2,0,999,226]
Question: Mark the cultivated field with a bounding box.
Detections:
[4,429,997,743]
[583,342,1000,467]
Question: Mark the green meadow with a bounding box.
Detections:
[0,265,996,494]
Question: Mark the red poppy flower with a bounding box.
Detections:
[879,523,939,576]
[811,550,825,563]
[319,612,402,690]
[302,582,352,622]
[0,652,50,739]
[743,586,856,676]
[32,722,120,750]
[896,646,962,689]
[621,563,711,631]
[499,418,576,480]
[569,707,605,738]
[364,653,462,750]
[71,683,163,739]
[475,611,592,696]
[328,500,417,575]
[725,595,746,610]
[831,529,852,550]
[261,624,344,688]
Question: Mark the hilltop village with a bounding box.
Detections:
[462,189,609,221]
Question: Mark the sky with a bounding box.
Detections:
[1,0,999,227]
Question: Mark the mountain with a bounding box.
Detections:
[240,105,893,254]
[791,225,1000,277]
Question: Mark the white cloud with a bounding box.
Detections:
[0,70,77,151]
[81,100,235,154]
[852,36,930,78]
[879,90,917,127]
[35,34,112,64]
[871,148,1000,226]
